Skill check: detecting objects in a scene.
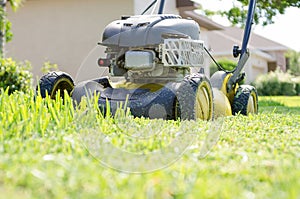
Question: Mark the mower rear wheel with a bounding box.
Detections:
[36,71,74,99]
[175,73,213,121]
[232,85,258,115]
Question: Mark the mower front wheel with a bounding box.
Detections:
[175,73,214,121]
[232,85,258,115]
[36,71,75,99]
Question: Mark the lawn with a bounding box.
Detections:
[0,91,299,199]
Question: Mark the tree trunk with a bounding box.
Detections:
[0,0,7,58]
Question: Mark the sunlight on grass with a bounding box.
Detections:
[259,96,300,115]
[259,96,300,107]
[0,91,299,198]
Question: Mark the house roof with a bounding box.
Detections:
[176,0,194,8]
[209,26,290,53]
[175,0,289,52]
[180,10,224,30]
[176,0,223,31]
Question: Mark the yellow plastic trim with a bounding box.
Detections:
[220,73,232,95]
[195,81,213,120]
[220,73,239,105]
[247,90,258,114]
[111,81,165,92]
[213,88,232,118]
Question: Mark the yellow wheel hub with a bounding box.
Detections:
[195,81,213,120]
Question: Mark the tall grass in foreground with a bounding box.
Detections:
[0,91,299,199]
[0,89,74,138]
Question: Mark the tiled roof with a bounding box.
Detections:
[206,26,289,57]
[180,10,224,30]
[176,0,289,52]
[176,0,224,31]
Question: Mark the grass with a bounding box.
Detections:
[259,96,300,114]
[0,90,299,199]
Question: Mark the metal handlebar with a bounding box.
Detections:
[227,0,256,92]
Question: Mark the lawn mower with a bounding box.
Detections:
[37,0,258,120]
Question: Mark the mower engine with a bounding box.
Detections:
[98,14,205,82]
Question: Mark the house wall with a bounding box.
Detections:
[266,50,287,72]
[7,0,133,83]
[247,53,269,83]
[6,0,213,82]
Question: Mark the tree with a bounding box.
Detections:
[286,50,300,76]
[0,0,23,58]
[201,0,300,27]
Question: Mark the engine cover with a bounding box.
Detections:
[100,14,200,47]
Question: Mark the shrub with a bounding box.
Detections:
[293,76,300,95]
[254,72,280,95]
[0,58,33,94]
[210,58,237,76]
[296,83,300,95]
[210,63,218,76]
[41,61,59,73]
[280,81,296,96]
[253,69,298,96]
[218,58,237,71]
[277,71,296,96]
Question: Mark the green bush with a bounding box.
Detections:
[253,70,298,96]
[280,81,296,96]
[293,76,300,95]
[254,73,280,95]
[296,83,300,95]
[210,58,237,76]
[41,61,59,73]
[210,63,218,76]
[218,58,237,71]
[0,58,33,94]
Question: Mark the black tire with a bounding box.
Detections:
[71,79,106,105]
[36,71,74,99]
[232,85,258,115]
[175,73,214,120]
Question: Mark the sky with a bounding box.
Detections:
[193,0,300,52]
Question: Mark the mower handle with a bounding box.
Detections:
[158,0,165,14]
[227,0,256,92]
[141,0,165,15]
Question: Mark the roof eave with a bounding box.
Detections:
[259,47,290,52]
[211,49,276,62]
[179,10,224,30]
